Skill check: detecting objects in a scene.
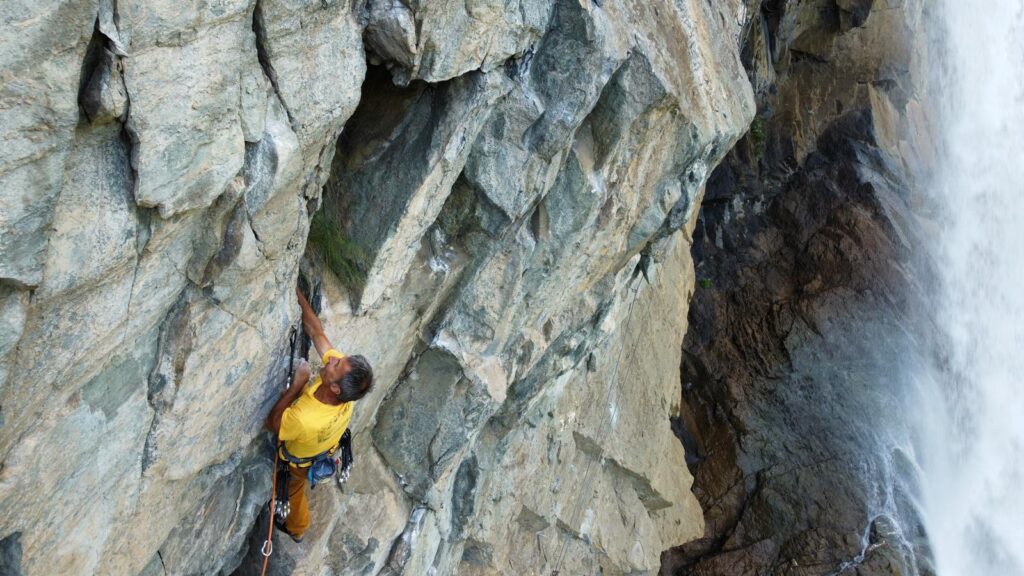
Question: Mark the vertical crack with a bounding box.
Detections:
[252,1,297,130]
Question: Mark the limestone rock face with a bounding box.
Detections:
[364,0,552,85]
[0,0,755,574]
[0,0,96,287]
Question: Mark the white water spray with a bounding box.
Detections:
[917,1,1024,574]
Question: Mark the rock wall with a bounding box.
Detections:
[0,1,756,574]
[662,1,939,574]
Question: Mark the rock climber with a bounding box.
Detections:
[264,287,374,543]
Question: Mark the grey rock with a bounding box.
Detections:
[242,96,304,260]
[319,67,509,309]
[459,0,633,223]
[97,0,128,56]
[114,0,252,50]
[81,48,129,125]
[366,0,552,84]
[1,258,138,461]
[122,211,204,340]
[0,286,28,395]
[373,348,492,501]
[0,0,772,573]
[39,121,136,299]
[364,0,418,70]
[240,32,270,143]
[837,0,876,30]
[458,235,704,575]
[0,532,23,576]
[81,350,151,421]
[319,433,410,576]
[0,342,154,574]
[137,554,165,576]
[0,0,95,286]
[449,455,479,539]
[447,0,627,231]
[253,0,365,186]
[0,151,65,287]
[121,8,248,217]
[139,286,292,483]
[157,447,273,575]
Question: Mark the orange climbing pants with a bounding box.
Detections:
[285,465,310,538]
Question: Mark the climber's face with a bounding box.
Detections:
[322,355,351,395]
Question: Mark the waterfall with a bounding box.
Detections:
[917,0,1024,574]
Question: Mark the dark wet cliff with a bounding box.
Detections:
[663,1,938,574]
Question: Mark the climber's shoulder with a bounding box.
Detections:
[321,348,345,364]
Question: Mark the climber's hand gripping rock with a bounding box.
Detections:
[292,358,311,389]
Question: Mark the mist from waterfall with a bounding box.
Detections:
[916,0,1024,574]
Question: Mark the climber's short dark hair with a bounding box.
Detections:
[337,354,373,402]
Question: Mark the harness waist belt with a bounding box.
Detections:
[279,443,338,468]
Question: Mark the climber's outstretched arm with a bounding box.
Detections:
[266,359,310,433]
[296,287,332,357]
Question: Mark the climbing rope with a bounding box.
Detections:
[260,322,304,575]
[260,442,281,576]
[550,271,650,575]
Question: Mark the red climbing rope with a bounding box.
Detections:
[260,442,281,576]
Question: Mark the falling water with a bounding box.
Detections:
[917,0,1024,574]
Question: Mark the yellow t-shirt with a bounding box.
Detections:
[279,349,353,463]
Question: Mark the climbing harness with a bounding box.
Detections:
[279,443,338,488]
[271,428,354,527]
[278,429,353,489]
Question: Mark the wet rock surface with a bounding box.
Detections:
[661,1,939,575]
